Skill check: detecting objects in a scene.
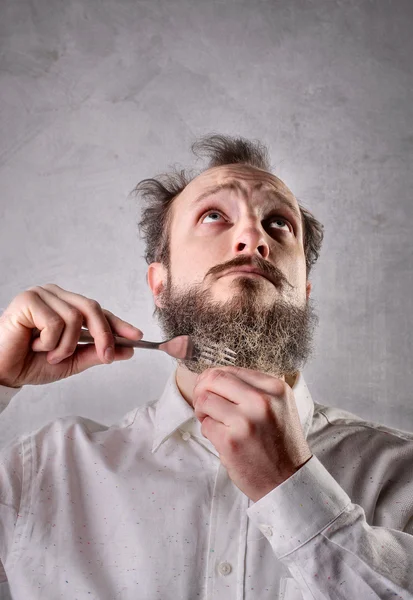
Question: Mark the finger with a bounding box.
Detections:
[32,285,113,364]
[102,309,143,340]
[200,418,227,451]
[43,341,136,377]
[195,370,251,407]
[195,369,284,415]
[26,287,80,356]
[198,365,286,398]
[72,342,136,374]
[194,390,235,426]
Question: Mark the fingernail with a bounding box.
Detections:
[105,347,114,362]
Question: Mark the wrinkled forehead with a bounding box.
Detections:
[176,164,296,206]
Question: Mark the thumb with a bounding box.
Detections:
[71,344,134,375]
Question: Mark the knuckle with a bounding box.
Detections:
[226,434,240,453]
[102,330,115,343]
[236,416,253,437]
[197,391,208,406]
[24,288,40,298]
[86,298,101,311]
[47,314,64,328]
[66,307,83,325]
[271,379,285,394]
[55,343,72,357]
[231,366,243,378]
[208,367,225,381]
[254,393,272,416]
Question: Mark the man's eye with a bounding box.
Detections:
[267,216,290,231]
[201,210,225,223]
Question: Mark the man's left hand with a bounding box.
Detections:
[193,366,313,503]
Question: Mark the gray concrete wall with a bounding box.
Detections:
[0,0,412,596]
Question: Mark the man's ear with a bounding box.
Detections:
[147,263,167,308]
[306,280,312,300]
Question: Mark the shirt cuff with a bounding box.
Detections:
[246,454,351,558]
[0,384,22,412]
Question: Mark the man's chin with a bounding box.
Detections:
[210,284,280,307]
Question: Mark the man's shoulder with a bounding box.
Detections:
[0,397,159,458]
[310,401,413,446]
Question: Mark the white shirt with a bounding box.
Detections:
[0,369,412,600]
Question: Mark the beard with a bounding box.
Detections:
[154,268,319,379]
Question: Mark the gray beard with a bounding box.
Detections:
[155,273,319,378]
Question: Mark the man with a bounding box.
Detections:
[0,134,412,599]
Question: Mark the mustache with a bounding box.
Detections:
[206,256,290,288]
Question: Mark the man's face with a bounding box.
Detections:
[148,164,319,378]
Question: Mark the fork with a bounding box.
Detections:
[31,328,237,367]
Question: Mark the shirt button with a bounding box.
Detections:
[218,561,232,576]
[182,432,191,441]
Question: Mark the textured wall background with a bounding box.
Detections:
[0,0,412,595]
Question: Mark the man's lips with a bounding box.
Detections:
[220,268,276,286]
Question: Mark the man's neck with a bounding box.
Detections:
[175,364,297,409]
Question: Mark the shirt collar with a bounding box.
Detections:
[152,368,314,456]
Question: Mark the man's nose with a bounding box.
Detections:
[233,221,270,259]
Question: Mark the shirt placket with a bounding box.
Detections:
[205,463,248,600]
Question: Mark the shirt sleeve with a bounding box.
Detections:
[0,384,22,415]
[0,434,25,584]
[0,385,24,581]
[247,454,413,600]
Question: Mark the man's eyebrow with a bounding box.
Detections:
[190,182,302,224]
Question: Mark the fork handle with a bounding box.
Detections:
[31,328,160,350]
[79,330,160,349]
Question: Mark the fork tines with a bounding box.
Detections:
[198,341,237,367]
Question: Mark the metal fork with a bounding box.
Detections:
[31,328,237,367]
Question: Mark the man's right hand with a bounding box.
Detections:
[0,283,144,388]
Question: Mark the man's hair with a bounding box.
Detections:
[133,133,324,279]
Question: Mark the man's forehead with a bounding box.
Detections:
[179,164,295,201]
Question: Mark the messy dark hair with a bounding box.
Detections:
[133,133,324,279]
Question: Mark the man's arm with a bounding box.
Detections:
[247,455,413,599]
[0,411,24,584]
